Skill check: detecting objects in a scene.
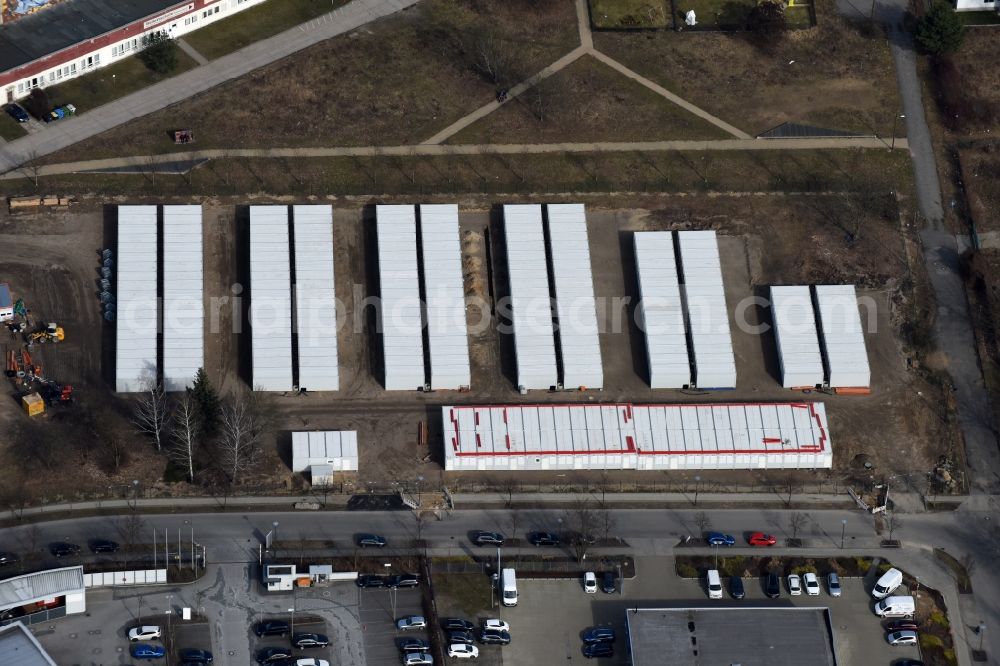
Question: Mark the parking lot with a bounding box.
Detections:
[359,587,426,666]
[504,557,923,665]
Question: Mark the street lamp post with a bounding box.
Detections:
[131,479,140,510]
[890,114,906,151]
[840,519,847,549]
[978,622,986,652]
[694,476,702,506]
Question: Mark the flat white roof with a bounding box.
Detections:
[115,205,158,393]
[0,623,57,666]
[293,205,339,391]
[376,205,426,390]
[814,285,870,388]
[291,431,359,472]
[419,204,471,390]
[546,204,603,389]
[0,566,84,610]
[250,206,293,391]
[634,232,691,388]
[444,402,831,471]
[503,204,558,390]
[770,286,825,389]
[162,205,204,392]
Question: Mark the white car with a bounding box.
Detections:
[403,653,433,666]
[483,619,510,632]
[787,574,802,596]
[448,644,479,659]
[127,625,161,642]
[803,572,820,596]
[396,615,427,631]
[584,571,597,593]
[297,659,330,666]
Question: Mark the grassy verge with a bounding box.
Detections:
[589,0,670,28]
[449,55,729,144]
[43,51,199,115]
[932,548,973,593]
[958,10,1000,25]
[11,149,914,198]
[432,573,493,616]
[0,115,27,141]
[182,0,350,61]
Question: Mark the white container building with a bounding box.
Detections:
[161,205,204,392]
[419,204,471,390]
[676,231,736,389]
[770,285,825,389]
[376,205,426,390]
[503,204,558,390]
[250,206,294,391]
[115,205,158,393]
[546,203,603,390]
[814,284,870,388]
[292,205,339,391]
[291,431,359,484]
[634,232,691,388]
[443,402,831,471]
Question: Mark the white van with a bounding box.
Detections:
[501,568,518,607]
[872,568,903,599]
[707,569,723,599]
[874,595,915,618]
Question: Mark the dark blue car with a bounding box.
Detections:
[5,104,28,123]
[583,627,616,644]
[130,644,166,660]
[584,642,614,658]
[706,532,736,546]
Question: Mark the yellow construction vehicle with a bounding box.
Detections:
[26,322,64,345]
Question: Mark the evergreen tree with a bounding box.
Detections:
[139,32,179,74]
[916,2,965,56]
[187,368,220,436]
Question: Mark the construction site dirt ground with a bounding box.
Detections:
[0,193,954,501]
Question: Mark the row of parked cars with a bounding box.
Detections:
[706,570,843,600]
[126,625,213,664]
[356,573,419,589]
[253,621,330,665]
[393,616,512,664]
[5,102,76,124]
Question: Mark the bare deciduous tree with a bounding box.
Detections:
[116,513,147,569]
[506,507,521,546]
[217,389,276,484]
[168,393,200,483]
[886,512,903,541]
[566,501,598,562]
[595,502,617,543]
[500,477,519,509]
[470,29,515,85]
[693,511,713,536]
[133,380,170,451]
[788,512,808,540]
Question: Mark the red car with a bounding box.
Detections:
[748,532,777,546]
[885,620,919,632]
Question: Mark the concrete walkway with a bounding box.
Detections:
[0,0,420,173]
[2,136,907,179]
[176,38,209,66]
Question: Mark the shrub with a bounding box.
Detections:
[139,31,179,74]
[676,563,699,578]
[929,610,950,628]
[792,565,818,576]
[854,557,872,574]
[915,2,965,56]
[920,634,945,650]
[719,556,746,577]
[877,562,894,574]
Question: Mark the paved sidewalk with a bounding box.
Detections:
[176,38,209,66]
[0,0,420,173]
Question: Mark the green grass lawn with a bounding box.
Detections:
[183,0,350,61]
[43,51,198,115]
[0,114,27,141]
[590,0,670,28]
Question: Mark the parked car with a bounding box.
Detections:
[402,653,433,666]
[747,532,777,547]
[50,542,81,557]
[765,572,781,599]
[448,631,475,645]
[582,627,616,644]
[178,648,213,663]
[254,620,290,637]
[292,633,329,649]
[873,568,904,600]
[730,576,745,599]
[891,661,925,666]
[5,104,28,123]
[788,574,802,596]
[387,574,419,589]
[803,572,820,596]
[528,532,560,546]
[482,619,510,632]
[448,644,479,659]
[886,631,919,646]
[601,572,617,594]
[357,574,386,588]
[584,571,597,593]
[706,532,735,546]
[827,572,842,597]
[128,626,162,642]
[131,644,166,660]
[885,620,920,632]
[0,552,19,566]
[357,534,387,548]
[397,616,427,631]
[583,643,614,659]
[257,647,294,663]
[472,531,504,546]
[90,539,119,553]
[479,629,511,645]
[295,659,329,666]
[441,618,474,632]
[398,638,430,652]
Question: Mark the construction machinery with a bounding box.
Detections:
[26,322,64,345]
[40,381,74,406]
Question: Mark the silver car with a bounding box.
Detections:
[886,630,918,646]
[827,572,842,597]
[397,615,427,631]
